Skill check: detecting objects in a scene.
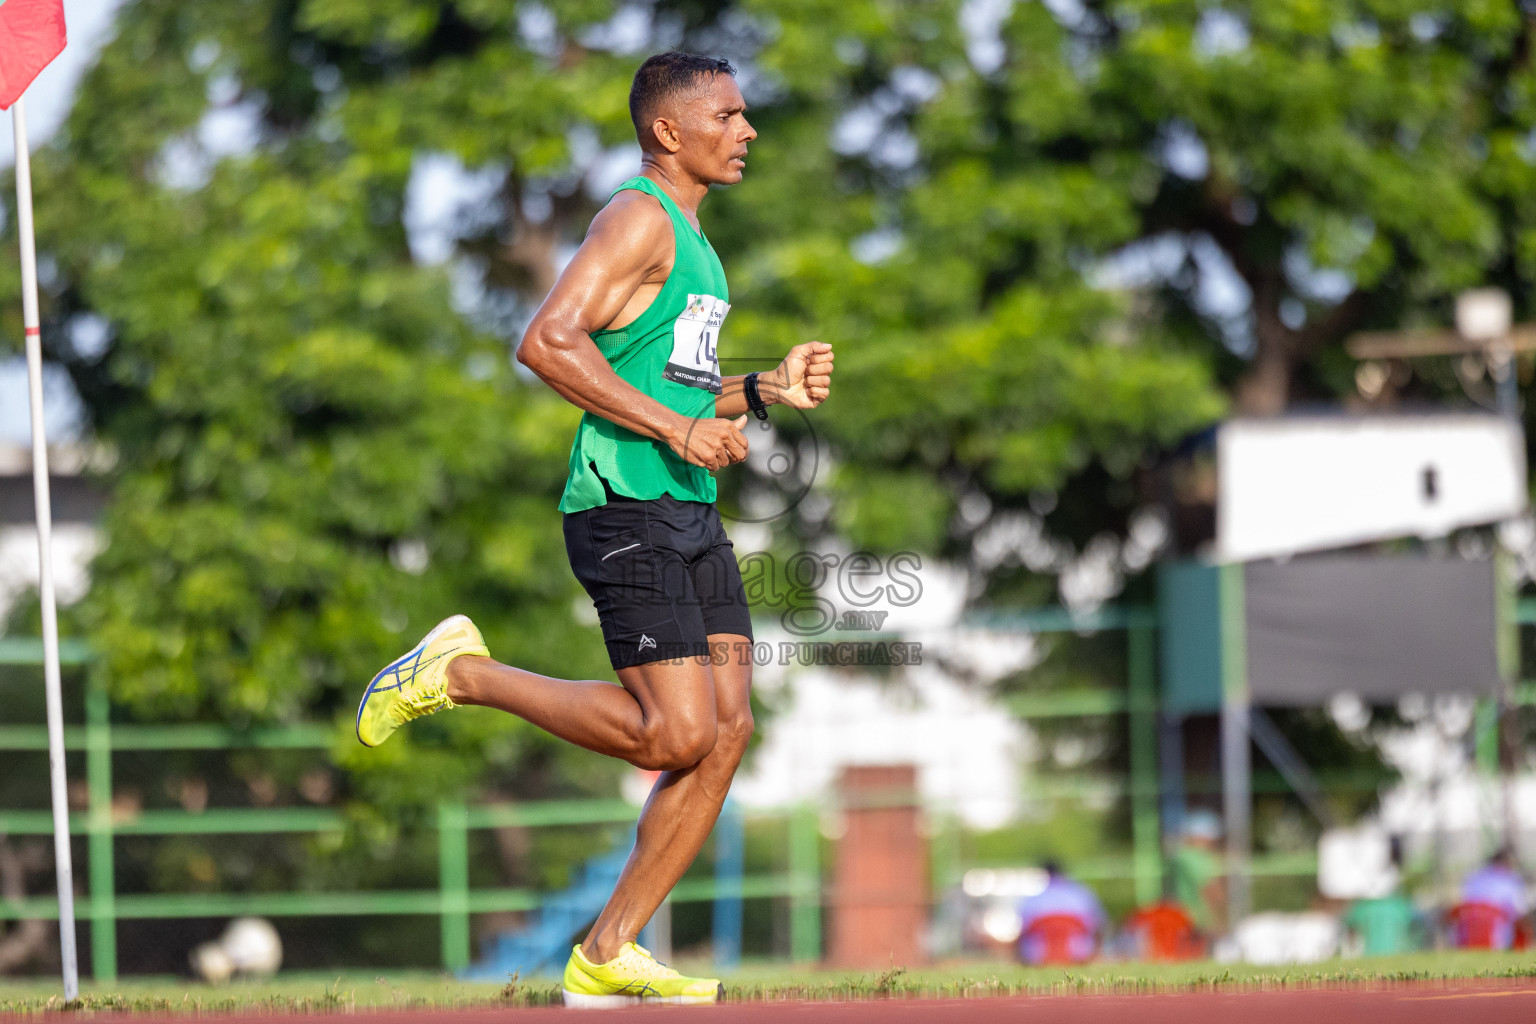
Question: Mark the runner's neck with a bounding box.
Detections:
[636,159,708,230]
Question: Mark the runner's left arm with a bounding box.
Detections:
[715,341,835,417]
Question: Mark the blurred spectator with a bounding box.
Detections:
[1120,902,1205,961]
[1016,860,1105,965]
[1342,892,1422,956]
[1341,834,1422,956]
[1455,847,1528,950]
[1168,809,1226,933]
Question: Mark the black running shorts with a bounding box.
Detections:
[564,486,753,671]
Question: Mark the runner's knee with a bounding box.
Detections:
[636,715,717,771]
[715,710,754,759]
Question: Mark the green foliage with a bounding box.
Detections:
[720,0,1536,558]
[710,0,1228,555]
[0,0,1229,785]
[6,1,1528,956]
[3,1,630,839]
[8,1,1536,596]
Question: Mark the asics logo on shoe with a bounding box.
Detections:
[374,648,445,693]
[638,634,657,651]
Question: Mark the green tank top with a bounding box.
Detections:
[557,176,729,512]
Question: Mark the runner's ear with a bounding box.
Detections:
[649,116,683,154]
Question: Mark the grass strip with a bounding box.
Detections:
[1,951,1534,1014]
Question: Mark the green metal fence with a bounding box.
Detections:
[0,614,1160,980]
[0,638,823,979]
[10,596,1506,979]
[965,604,1162,905]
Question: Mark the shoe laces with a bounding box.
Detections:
[386,651,457,723]
[616,943,680,979]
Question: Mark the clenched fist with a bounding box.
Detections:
[668,414,750,470]
[765,341,834,410]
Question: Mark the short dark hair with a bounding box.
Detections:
[629,51,737,140]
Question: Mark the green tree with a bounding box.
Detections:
[4,1,628,829]
[4,0,1522,967]
[5,0,1518,805]
[11,0,1535,707]
[0,0,648,968]
[0,0,1222,770]
[718,0,1536,572]
[718,0,1224,565]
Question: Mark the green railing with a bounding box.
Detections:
[966,605,1162,906]
[0,693,829,982]
[0,606,1169,979]
[0,644,822,980]
[0,610,1159,980]
[13,595,1502,979]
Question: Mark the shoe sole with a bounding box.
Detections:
[560,985,722,1008]
[355,614,473,746]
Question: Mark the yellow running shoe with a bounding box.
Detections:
[355,614,488,747]
[561,941,722,1007]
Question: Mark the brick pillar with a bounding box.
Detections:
[827,764,927,968]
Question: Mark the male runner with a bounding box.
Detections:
[354,52,834,1006]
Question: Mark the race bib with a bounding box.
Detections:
[664,293,728,394]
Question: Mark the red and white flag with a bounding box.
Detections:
[0,0,67,109]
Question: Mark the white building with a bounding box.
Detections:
[0,442,102,624]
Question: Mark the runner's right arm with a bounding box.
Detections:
[517,192,748,471]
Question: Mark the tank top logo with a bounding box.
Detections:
[663,293,728,394]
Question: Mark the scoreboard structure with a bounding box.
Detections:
[1155,412,1525,921]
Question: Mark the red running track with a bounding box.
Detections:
[112,984,1536,1023]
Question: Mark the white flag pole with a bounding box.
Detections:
[12,94,81,1002]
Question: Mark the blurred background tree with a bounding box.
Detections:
[742,0,1536,588]
[2,0,1535,967]
[0,0,1218,795]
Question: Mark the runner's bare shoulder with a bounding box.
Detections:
[585,187,675,277]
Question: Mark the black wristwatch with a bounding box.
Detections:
[744,372,770,421]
